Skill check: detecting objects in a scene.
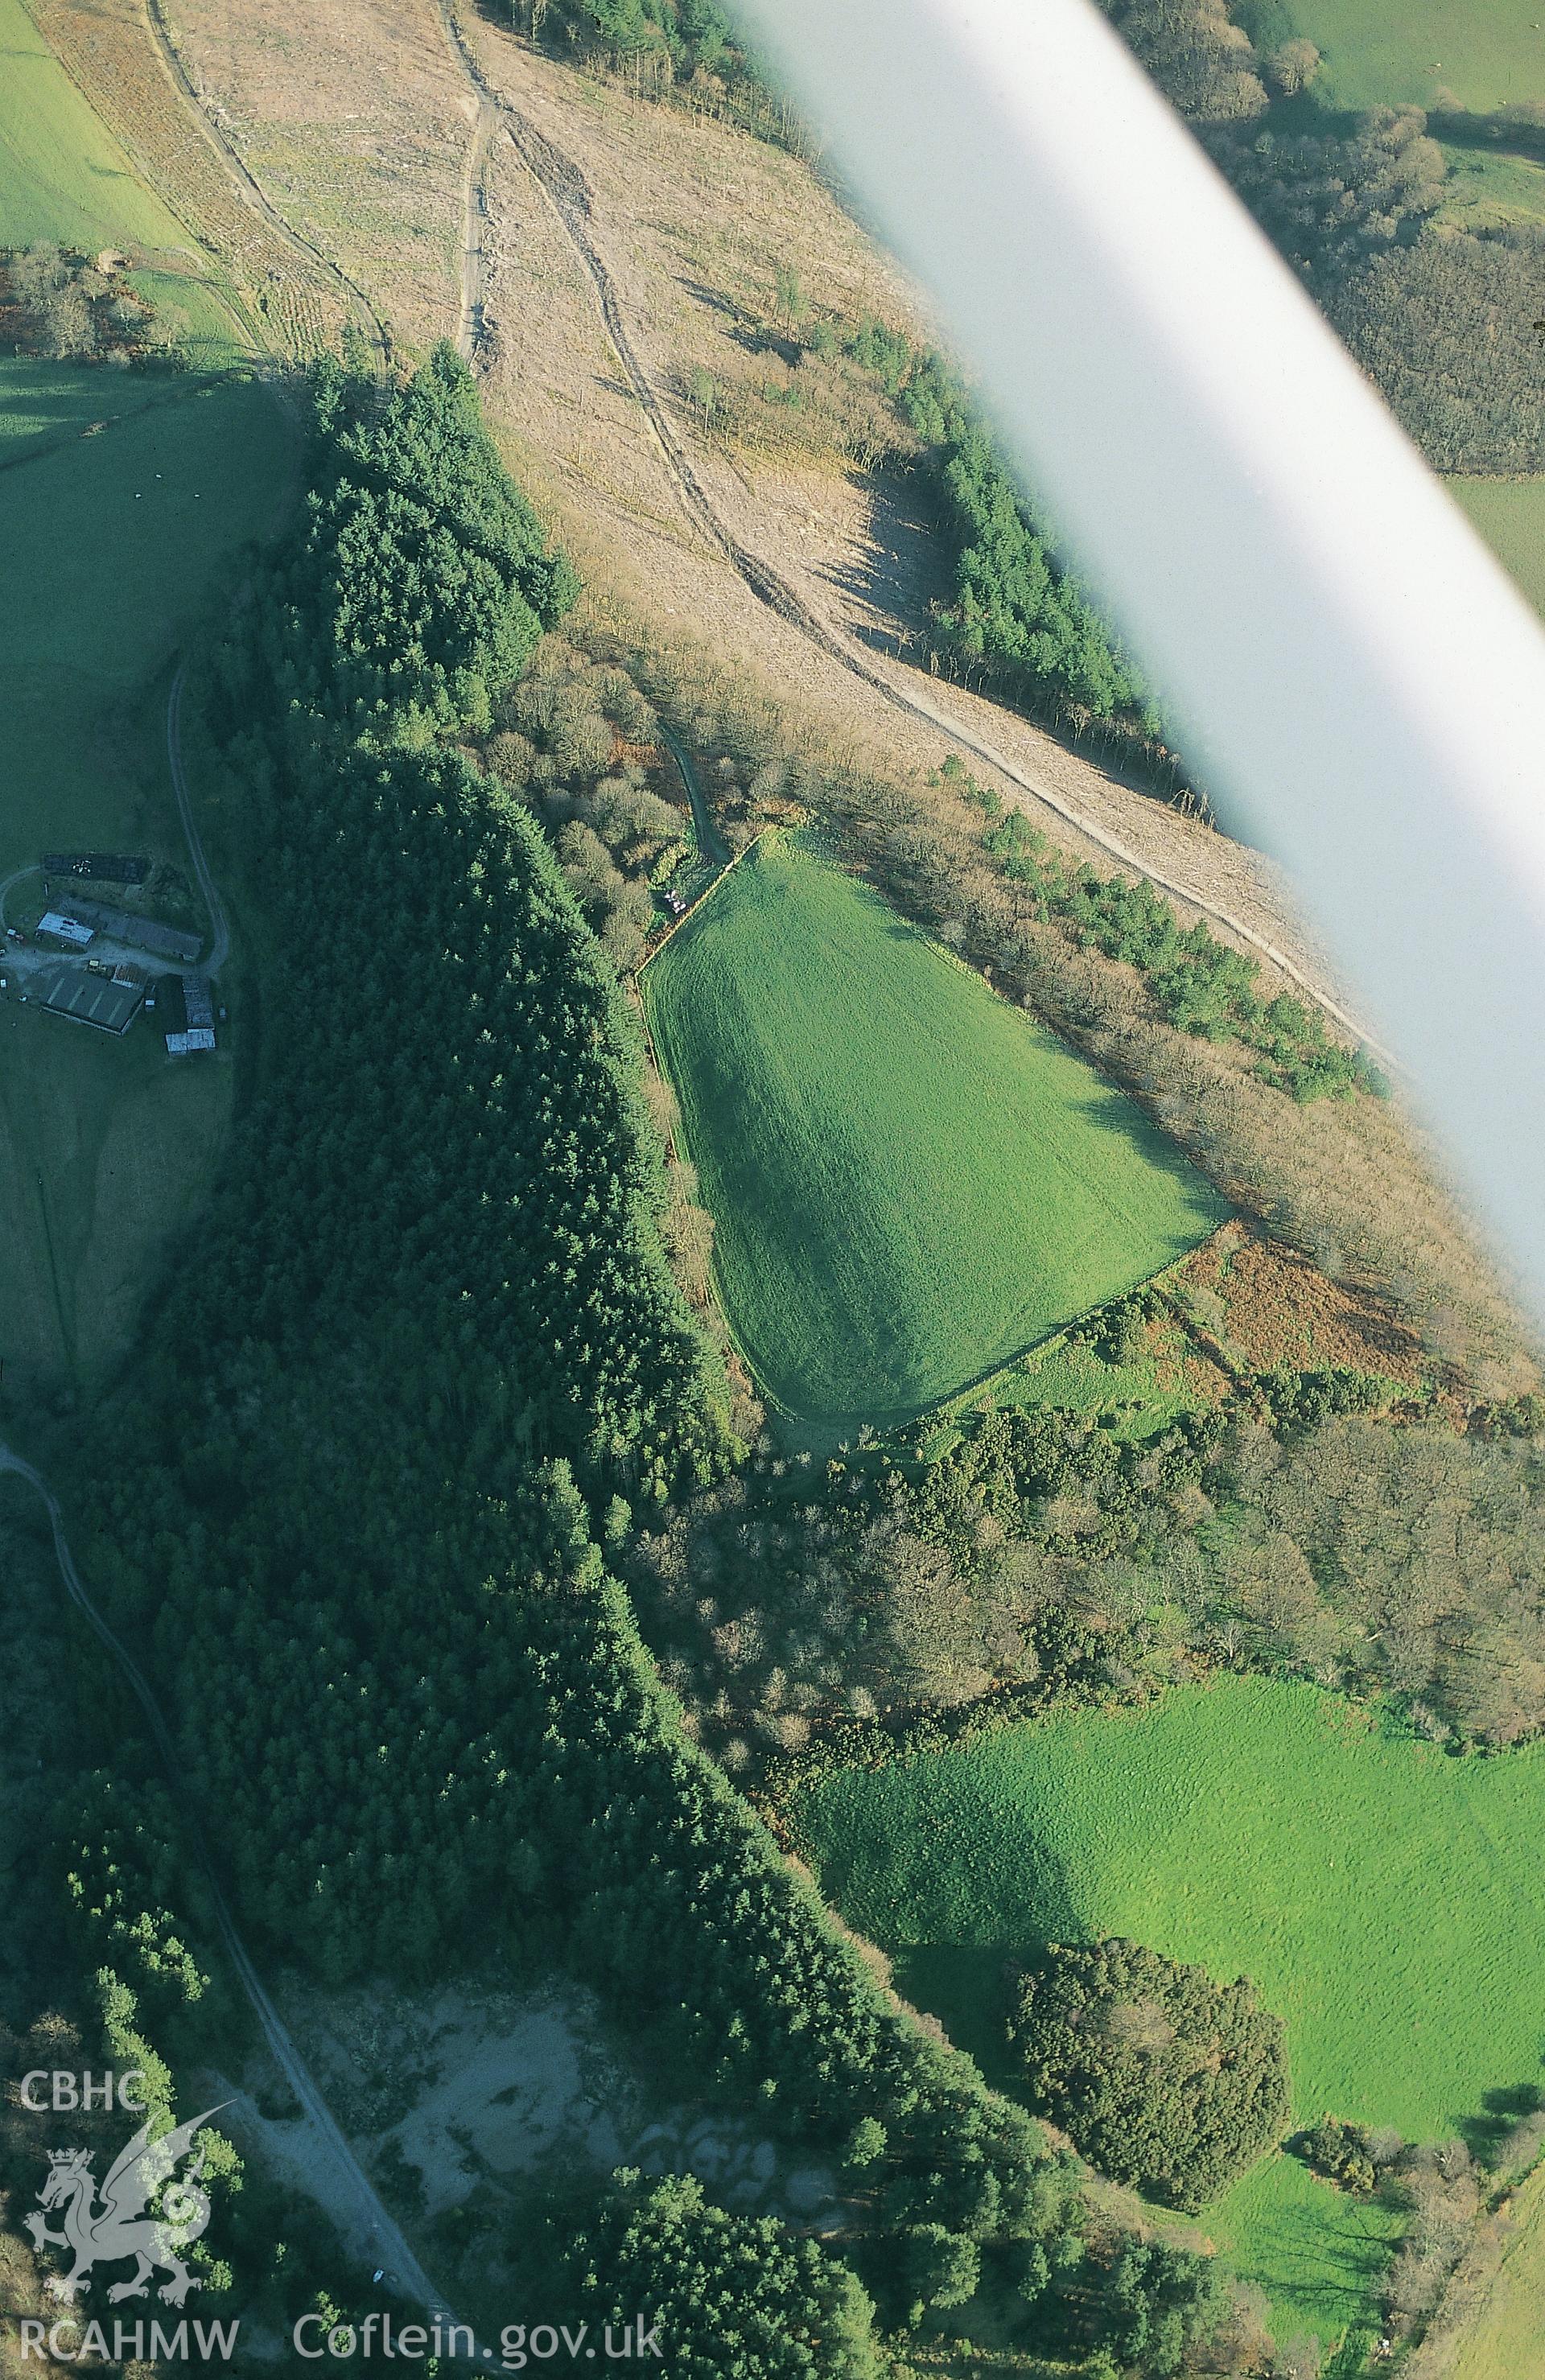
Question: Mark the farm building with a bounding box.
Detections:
[181,974,214,1031]
[165,1027,216,1056]
[38,911,94,949]
[41,852,150,884]
[29,960,146,1035]
[54,897,200,965]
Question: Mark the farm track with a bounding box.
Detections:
[660,721,730,868]
[142,0,393,366]
[434,3,1382,1054]
[0,1446,496,2366]
[2,666,227,978]
[167,662,229,974]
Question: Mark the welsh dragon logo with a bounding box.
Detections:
[24,2104,228,2307]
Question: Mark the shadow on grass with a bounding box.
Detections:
[1456,2072,1545,2165]
[1238,2178,1399,2325]
[886,1905,1084,2094]
[890,1945,1028,2090]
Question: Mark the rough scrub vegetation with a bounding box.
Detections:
[0,241,174,364]
[630,1381,1545,1769]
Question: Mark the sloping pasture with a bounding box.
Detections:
[642,832,1224,1437]
[790,1677,1545,2344]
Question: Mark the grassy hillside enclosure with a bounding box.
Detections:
[2,0,188,249]
[0,377,290,861]
[642,834,1225,1435]
[1449,476,1545,620]
[1246,0,1545,111]
[790,1677,1545,2337]
[0,0,245,359]
[792,1679,1545,2134]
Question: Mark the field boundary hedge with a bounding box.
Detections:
[637,819,772,972]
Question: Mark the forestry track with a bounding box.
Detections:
[0,1445,497,2368]
[434,1,1381,1053]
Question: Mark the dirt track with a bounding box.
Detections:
[144,0,393,364]
[167,665,229,974]
[432,2,1382,1053]
[0,1445,498,2366]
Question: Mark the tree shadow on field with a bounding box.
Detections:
[855,898,1225,1231]
[808,1753,1084,2094]
[1234,2179,1399,2332]
[889,1946,1031,2090]
[811,470,949,662]
[1456,2072,1545,2165]
[882,1899,1085,2096]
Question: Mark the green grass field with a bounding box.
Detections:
[0,1003,233,1397]
[1,0,183,250]
[0,0,242,360]
[1450,476,1545,620]
[791,1678,1545,2345]
[1436,144,1545,229]
[1244,0,1545,112]
[1,368,292,876]
[0,0,288,1400]
[641,834,1224,1436]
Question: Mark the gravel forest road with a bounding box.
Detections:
[0,1449,498,2366]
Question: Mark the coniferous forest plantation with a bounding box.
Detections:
[5,6,1545,2380]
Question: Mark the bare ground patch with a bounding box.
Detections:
[221,1969,842,2279]
[166,0,470,351]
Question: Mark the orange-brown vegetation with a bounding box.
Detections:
[1180,1219,1431,1386]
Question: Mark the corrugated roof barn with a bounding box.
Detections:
[30,961,146,1035]
[57,898,200,965]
